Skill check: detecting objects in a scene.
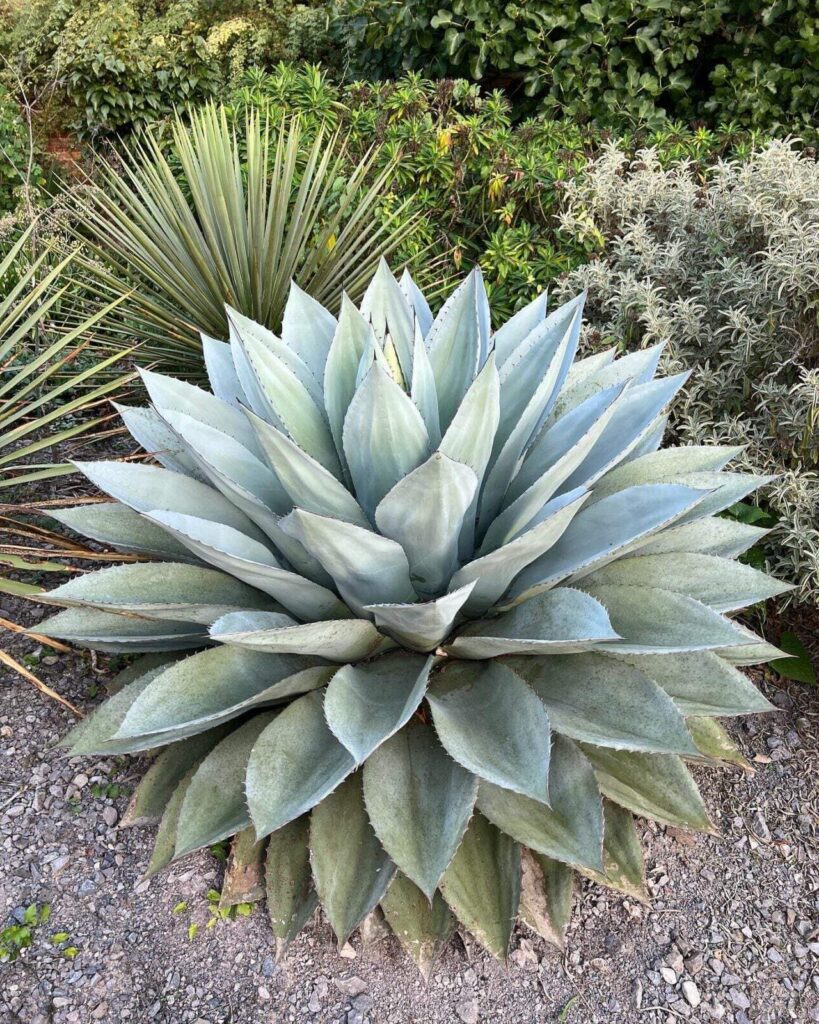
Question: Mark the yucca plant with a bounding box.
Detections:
[72,105,417,371]
[39,263,788,973]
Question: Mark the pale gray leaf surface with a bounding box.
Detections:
[399,268,433,336]
[380,873,454,980]
[265,815,317,948]
[324,295,376,476]
[247,691,356,838]
[61,666,167,756]
[476,735,604,872]
[580,801,647,902]
[281,280,337,382]
[310,772,395,946]
[427,661,551,804]
[410,321,441,446]
[202,335,245,408]
[361,259,415,378]
[550,342,663,422]
[145,765,196,878]
[364,722,477,898]
[211,611,389,662]
[49,503,198,563]
[324,653,432,763]
[492,290,548,369]
[114,403,201,478]
[636,516,770,558]
[366,583,476,652]
[36,607,206,653]
[588,445,743,503]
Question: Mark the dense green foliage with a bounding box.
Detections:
[336,0,819,131]
[0,84,43,213]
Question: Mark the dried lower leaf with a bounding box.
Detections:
[221,826,267,908]
[519,848,573,950]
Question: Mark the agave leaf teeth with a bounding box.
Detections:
[114,402,204,480]
[579,743,714,833]
[444,587,619,660]
[427,661,552,805]
[585,551,793,612]
[638,515,771,558]
[281,279,338,383]
[492,290,548,370]
[410,318,441,446]
[35,606,207,653]
[361,257,415,380]
[585,443,743,503]
[686,717,753,773]
[201,334,245,408]
[380,873,454,981]
[111,646,333,747]
[505,482,710,606]
[519,849,574,950]
[144,510,349,621]
[324,653,432,764]
[450,487,589,617]
[438,811,520,962]
[507,653,698,755]
[280,507,417,616]
[265,815,317,954]
[174,714,274,860]
[246,691,356,839]
[476,736,604,873]
[551,340,665,423]
[48,502,199,564]
[375,452,477,599]
[211,611,391,662]
[343,362,430,517]
[366,582,477,652]
[247,408,371,528]
[363,722,478,899]
[426,267,491,430]
[39,561,280,626]
[310,772,396,948]
[399,269,433,333]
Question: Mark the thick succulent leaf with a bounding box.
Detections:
[551,342,664,421]
[363,722,477,898]
[579,743,713,832]
[343,363,429,516]
[479,303,582,527]
[361,258,415,378]
[380,873,454,981]
[324,295,376,475]
[115,646,333,742]
[366,583,477,652]
[139,368,263,456]
[519,849,573,950]
[310,772,395,946]
[585,552,791,612]
[604,651,773,717]
[73,460,268,544]
[231,323,275,423]
[40,561,278,625]
[580,584,751,653]
[476,736,604,872]
[450,489,589,616]
[228,308,339,473]
[281,280,337,382]
[506,483,708,605]
[115,403,201,478]
[718,625,787,665]
[686,717,752,772]
[400,268,433,336]
[410,321,441,446]
[426,268,490,429]
[220,827,267,908]
[427,661,551,804]
[438,812,520,961]
[656,472,773,526]
[445,587,619,659]
[122,727,230,826]
[202,334,245,407]
[247,691,356,839]
[265,815,317,951]
[145,765,197,878]
[581,801,647,902]
[588,444,743,503]
[558,373,689,493]
[104,652,184,696]
[637,516,770,558]
[174,714,274,858]
[248,410,370,528]
[375,453,477,598]
[324,653,432,763]
[490,383,625,549]
[508,653,697,754]
[281,508,417,615]
[492,290,548,369]
[49,502,197,563]
[563,348,615,389]
[36,607,206,652]
[145,510,347,621]
[211,611,390,662]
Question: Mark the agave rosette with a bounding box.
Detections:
[40,263,787,971]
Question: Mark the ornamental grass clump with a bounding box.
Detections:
[39,262,788,972]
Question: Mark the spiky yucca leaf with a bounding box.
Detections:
[41,262,788,970]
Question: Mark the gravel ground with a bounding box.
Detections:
[2,592,817,1024]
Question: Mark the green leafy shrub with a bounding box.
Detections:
[0,84,43,214]
[334,0,819,132]
[43,263,784,969]
[555,141,819,604]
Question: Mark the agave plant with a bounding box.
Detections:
[39,263,788,973]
